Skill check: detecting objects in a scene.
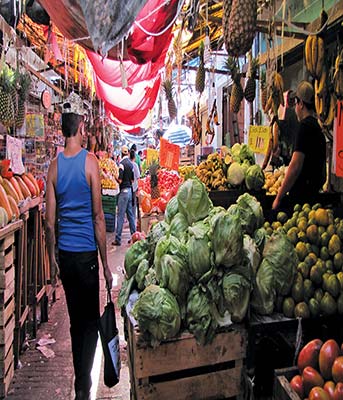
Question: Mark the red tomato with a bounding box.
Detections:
[290,375,304,398]
[157,198,168,213]
[332,356,343,383]
[319,340,341,380]
[298,339,323,373]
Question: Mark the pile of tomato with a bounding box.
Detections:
[138,169,183,214]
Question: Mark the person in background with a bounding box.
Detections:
[138,150,143,161]
[112,145,136,245]
[130,143,141,173]
[45,92,113,400]
[272,81,326,210]
[130,149,141,222]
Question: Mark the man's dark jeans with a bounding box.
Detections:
[58,250,100,394]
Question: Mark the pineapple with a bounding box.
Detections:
[224,57,243,114]
[195,41,205,95]
[260,70,268,111]
[162,79,177,121]
[0,65,15,128]
[15,72,31,129]
[223,0,257,57]
[149,161,160,199]
[244,57,259,103]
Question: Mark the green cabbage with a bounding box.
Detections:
[187,221,212,281]
[118,275,136,309]
[186,285,218,345]
[245,164,265,191]
[212,213,243,268]
[154,235,188,273]
[243,234,261,273]
[250,231,298,315]
[239,144,255,165]
[177,178,212,225]
[146,220,169,258]
[135,259,150,290]
[227,162,245,186]
[156,254,190,307]
[124,239,149,278]
[233,192,264,235]
[132,285,181,341]
[254,227,269,253]
[169,213,189,242]
[145,267,157,287]
[231,143,241,159]
[164,196,179,223]
[222,272,251,322]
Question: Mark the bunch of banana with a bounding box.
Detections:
[305,34,325,79]
[178,165,196,180]
[314,65,328,119]
[263,72,284,116]
[322,92,337,130]
[333,49,343,99]
[196,153,227,191]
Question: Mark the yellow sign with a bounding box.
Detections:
[146,148,159,165]
[248,125,271,154]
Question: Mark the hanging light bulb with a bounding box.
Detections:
[204,26,211,65]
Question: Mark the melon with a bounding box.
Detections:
[0,207,8,228]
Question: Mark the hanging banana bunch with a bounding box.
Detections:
[191,102,202,145]
[205,99,219,145]
[333,49,343,99]
[263,71,284,117]
[195,41,205,96]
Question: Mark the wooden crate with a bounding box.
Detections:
[127,320,247,400]
[273,366,301,400]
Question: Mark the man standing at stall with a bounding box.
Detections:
[272,80,326,210]
[45,92,113,400]
[112,145,136,245]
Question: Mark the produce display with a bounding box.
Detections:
[196,143,265,192]
[118,177,299,346]
[138,166,182,214]
[0,172,41,226]
[288,338,343,399]
[98,156,119,189]
[265,203,343,319]
[263,166,286,195]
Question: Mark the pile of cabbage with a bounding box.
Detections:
[119,178,298,346]
[226,143,265,191]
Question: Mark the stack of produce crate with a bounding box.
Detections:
[102,193,117,233]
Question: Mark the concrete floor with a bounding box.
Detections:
[6,228,132,400]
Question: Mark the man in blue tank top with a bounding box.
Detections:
[45,92,113,400]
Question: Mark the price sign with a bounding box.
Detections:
[248,125,271,154]
[159,138,180,170]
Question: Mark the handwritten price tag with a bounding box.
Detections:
[248,125,271,154]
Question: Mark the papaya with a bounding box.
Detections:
[2,178,20,203]
[7,195,19,220]
[0,207,8,228]
[0,184,13,221]
[24,172,40,196]
[14,176,31,198]
[9,176,24,201]
[21,175,36,197]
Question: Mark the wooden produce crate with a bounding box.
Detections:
[127,320,247,400]
[0,228,17,398]
[273,366,300,400]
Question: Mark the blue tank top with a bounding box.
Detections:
[56,148,96,252]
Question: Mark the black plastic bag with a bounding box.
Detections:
[99,288,121,387]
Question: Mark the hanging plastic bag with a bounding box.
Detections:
[99,288,121,387]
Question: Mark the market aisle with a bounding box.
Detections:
[6,227,131,400]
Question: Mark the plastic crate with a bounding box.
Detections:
[102,195,117,214]
[104,213,116,233]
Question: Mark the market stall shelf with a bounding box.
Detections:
[127,319,247,400]
[0,220,23,398]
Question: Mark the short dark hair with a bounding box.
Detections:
[62,113,83,137]
[303,100,315,111]
[131,144,137,151]
[129,149,136,160]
